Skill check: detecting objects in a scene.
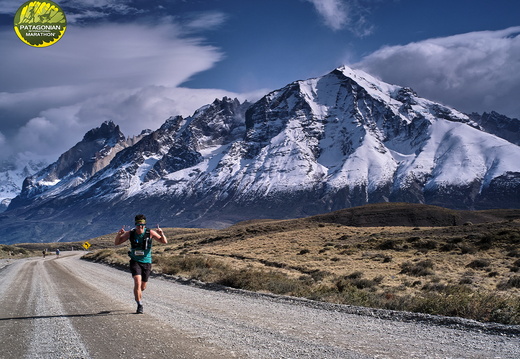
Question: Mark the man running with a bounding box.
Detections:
[114,214,167,314]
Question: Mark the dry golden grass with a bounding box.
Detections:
[71,210,520,298]
[156,220,520,296]
[151,216,520,324]
[9,203,520,324]
[0,244,38,259]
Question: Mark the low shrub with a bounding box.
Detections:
[467,259,491,269]
[439,242,457,252]
[413,240,437,251]
[459,276,473,285]
[507,250,520,258]
[335,273,383,291]
[377,239,401,250]
[217,269,306,296]
[347,271,363,280]
[85,249,115,262]
[449,237,464,244]
[511,259,520,273]
[0,245,29,256]
[497,276,520,290]
[477,236,494,250]
[409,286,519,324]
[400,259,435,276]
[308,269,331,282]
[302,280,520,325]
[460,245,477,254]
[154,254,230,282]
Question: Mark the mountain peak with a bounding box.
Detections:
[83,120,124,143]
[10,121,132,207]
[3,67,520,244]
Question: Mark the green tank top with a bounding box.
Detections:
[128,228,152,263]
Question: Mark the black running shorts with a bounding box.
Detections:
[130,260,152,282]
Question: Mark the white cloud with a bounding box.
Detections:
[353,27,520,119]
[0,19,232,162]
[306,0,374,36]
[307,0,349,31]
[3,23,223,92]
[184,11,228,31]
[8,85,263,162]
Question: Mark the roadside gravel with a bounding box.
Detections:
[1,253,519,358]
[76,253,520,358]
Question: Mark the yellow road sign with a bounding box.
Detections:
[82,241,91,250]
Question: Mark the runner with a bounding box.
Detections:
[114,214,167,314]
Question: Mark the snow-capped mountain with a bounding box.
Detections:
[10,121,143,208]
[0,159,47,212]
[2,66,519,244]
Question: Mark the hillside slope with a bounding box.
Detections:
[3,67,520,244]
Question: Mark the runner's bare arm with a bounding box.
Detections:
[151,226,167,244]
[114,227,129,245]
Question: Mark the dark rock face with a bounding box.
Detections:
[468,111,520,145]
[11,121,128,207]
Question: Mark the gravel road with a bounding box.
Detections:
[0,252,518,358]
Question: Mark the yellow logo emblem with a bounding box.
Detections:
[14,1,67,47]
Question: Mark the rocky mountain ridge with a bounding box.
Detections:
[0,159,47,212]
[2,66,519,244]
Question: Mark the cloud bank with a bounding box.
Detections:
[1,1,249,164]
[353,27,520,119]
[0,20,239,162]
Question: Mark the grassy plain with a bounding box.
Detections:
[10,203,520,325]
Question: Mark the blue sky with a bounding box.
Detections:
[1,0,519,163]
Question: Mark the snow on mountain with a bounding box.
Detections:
[0,159,47,212]
[9,121,143,208]
[2,67,519,244]
[185,66,516,208]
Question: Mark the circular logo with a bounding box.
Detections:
[14,1,67,47]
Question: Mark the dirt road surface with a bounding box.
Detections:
[0,252,518,358]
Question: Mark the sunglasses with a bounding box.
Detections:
[135,224,146,227]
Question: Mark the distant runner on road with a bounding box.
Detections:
[114,214,167,314]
